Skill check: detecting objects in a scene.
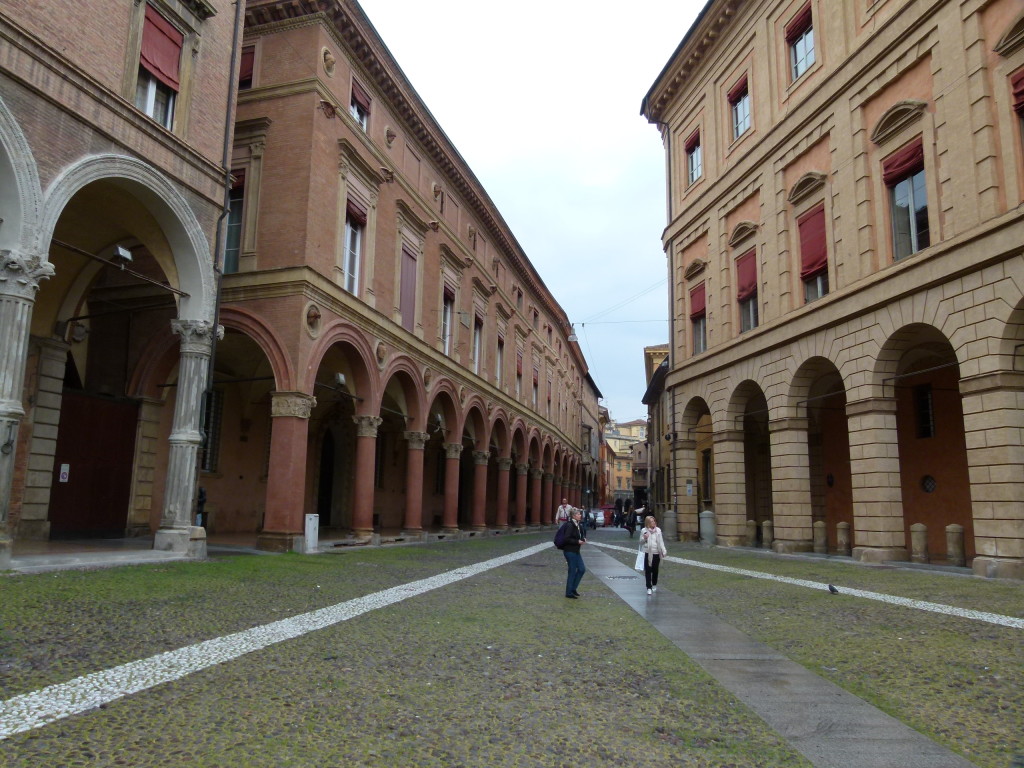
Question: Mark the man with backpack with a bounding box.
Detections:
[554,508,587,598]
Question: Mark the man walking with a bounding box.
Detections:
[563,509,587,598]
[555,498,572,524]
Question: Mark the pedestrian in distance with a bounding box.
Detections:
[555,498,572,524]
[562,508,587,598]
[640,515,667,595]
[624,503,637,538]
[614,497,623,527]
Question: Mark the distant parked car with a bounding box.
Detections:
[591,509,604,527]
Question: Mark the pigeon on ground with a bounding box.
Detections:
[828,584,839,594]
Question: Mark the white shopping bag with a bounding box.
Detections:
[634,546,645,571]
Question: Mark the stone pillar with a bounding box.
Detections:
[961,374,1024,580]
[836,521,851,555]
[769,417,813,553]
[259,392,316,552]
[351,415,382,536]
[910,523,929,563]
[154,319,214,557]
[813,520,827,554]
[127,398,164,536]
[711,430,747,546]
[529,468,543,526]
[745,519,758,547]
[0,250,52,569]
[471,450,489,530]
[514,462,528,526]
[675,438,699,541]
[541,471,554,525]
[495,457,512,528]
[402,431,428,534]
[846,397,908,563]
[946,524,965,568]
[442,442,462,532]
[553,478,563,509]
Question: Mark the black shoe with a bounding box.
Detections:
[572,592,581,597]
[565,594,578,599]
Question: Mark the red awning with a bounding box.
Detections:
[346,198,368,226]
[736,250,757,301]
[784,3,813,44]
[140,5,183,91]
[1012,69,1024,115]
[351,80,371,112]
[882,139,924,186]
[798,204,828,280]
[231,169,245,189]
[727,75,748,104]
[689,283,706,318]
[684,130,700,152]
[239,47,255,86]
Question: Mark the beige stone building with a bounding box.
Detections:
[643,0,1024,578]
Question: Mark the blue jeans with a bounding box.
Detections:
[563,550,585,596]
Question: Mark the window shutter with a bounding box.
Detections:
[351,80,371,112]
[882,139,924,186]
[684,130,700,152]
[346,198,368,226]
[798,204,828,280]
[689,283,706,318]
[140,5,183,91]
[727,75,748,104]
[239,46,255,87]
[1012,70,1024,115]
[784,3,813,44]
[231,169,245,190]
[735,250,757,301]
[516,351,523,375]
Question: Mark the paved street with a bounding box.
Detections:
[1,528,1021,767]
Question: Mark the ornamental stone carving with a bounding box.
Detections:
[472,450,490,466]
[404,430,429,450]
[0,249,55,299]
[170,319,215,354]
[353,414,383,438]
[376,341,387,365]
[271,392,316,419]
[444,442,463,460]
[497,457,514,471]
[516,462,529,475]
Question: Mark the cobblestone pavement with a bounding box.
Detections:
[0,529,1020,767]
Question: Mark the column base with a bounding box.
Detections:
[717,534,747,547]
[257,531,304,553]
[972,556,1024,581]
[400,529,427,541]
[852,546,909,564]
[14,520,50,540]
[0,533,11,570]
[773,539,814,554]
[154,526,207,559]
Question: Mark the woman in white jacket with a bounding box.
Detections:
[640,515,667,595]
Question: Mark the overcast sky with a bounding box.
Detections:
[359,0,707,423]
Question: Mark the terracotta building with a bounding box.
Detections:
[0,0,598,566]
[643,0,1024,579]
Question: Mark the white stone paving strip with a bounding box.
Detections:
[0,542,552,741]
[595,542,1024,630]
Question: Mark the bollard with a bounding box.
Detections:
[745,519,757,547]
[910,523,928,563]
[699,510,717,546]
[946,523,965,567]
[813,520,827,554]
[836,522,851,555]
[761,519,774,550]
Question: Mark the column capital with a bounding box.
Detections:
[543,471,553,481]
[271,392,316,419]
[171,319,216,355]
[516,462,529,475]
[846,396,896,417]
[530,468,543,479]
[0,249,54,299]
[472,450,490,465]
[353,414,383,437]
[497,457,514,471]
[404,430,429,450]
[769,417,808,433]
[444,442,463,460]
[713,429,745,444]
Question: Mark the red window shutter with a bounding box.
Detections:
[400,246,416,332]
[346,198,368,226]
[533,369,539,386]
[231,169,245,189]
[684,130,700,153]
[140,5,183,91]
[1012,70,1024,115]
[239,46,255,86]
[882,139,924,186]
[784,3,813,44]
[735,250,757,301]
[798,204,828,280]
[351,80,371,112]
[516,352,523,375]
[689,283,706,318]
[727,75,748,104]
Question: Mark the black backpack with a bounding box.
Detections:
[554,521,571,550]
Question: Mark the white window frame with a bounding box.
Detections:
[790,25,815,81]
[687,141,702,185]
[731,89,750,140]
[342,212,362,295]
[135,68,175,129]
[350,99,368,130]
[472,317,483,374]
[803,271,828,303]
[224,183,244,274]
[890,169,929,260]
[692,314,707,355]
[441,290,455,355]
[739,296,758,333]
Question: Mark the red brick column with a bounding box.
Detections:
[443,443,462,532]
[495,457,512,528]
[541,471,554,524]
[259,391,315,552]
[402,431,428,533]
[471,450,489,530]
[352,415,382,536]
[529,468,543,526]
[514,462,528,526]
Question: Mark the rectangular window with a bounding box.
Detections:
[735,250,757,332]
[238,45,255,90]
[136,6,182,129]
[914,384,934,438]
[472,316,483,374]
[798,204,829,302]
[883,141,929,260]
[496,336,505,387]
[690,283,707,355]
[786,4,814,81]
[350,80,371,130]
[532,368,539,408]
[342,199,366,295]
[516,351,523,398]
[400,246,417,332]
[224,171,244,274]
[1012,69,1024,124]
[685,130,702,185]
[200,389,224,473]
[728,76,750,140]
[441,288,455,355]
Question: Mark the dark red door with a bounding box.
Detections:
[48,391,139,538]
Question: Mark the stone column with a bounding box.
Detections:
[351,415,382,536]
[541,471,554,524]
[961,373,1024,579]
[769,417,814,552]
[154,319,214,557]
[529,468,543,526]
[402,431,428,534]
[846,397,908,563]
[0,250,52,569]
[674,438,699,541]
[258,392,316,552]
[712,429,747,546]
[495,457,512,528]
[471,450,489,530]
[442,442,462,532]
[553,478,564,509]
[514,462,528,526]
